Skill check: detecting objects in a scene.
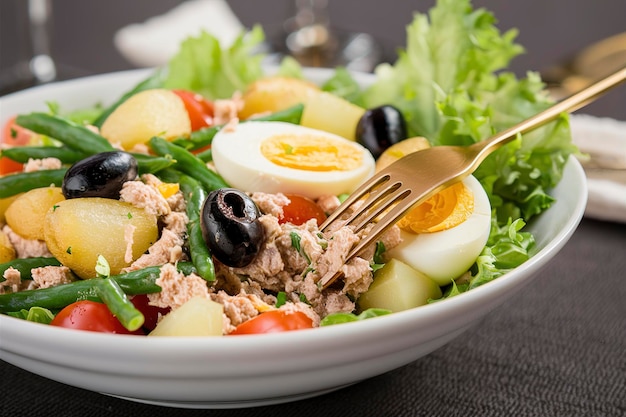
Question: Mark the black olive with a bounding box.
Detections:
[200,188,265,268]
[355,105,408,159]
[62,151,138,199]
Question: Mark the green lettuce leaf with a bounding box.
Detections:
[163,25,266,99]
[361,0,577,224]
[7,306,55,324]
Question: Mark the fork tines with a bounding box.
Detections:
[317,173,415,289]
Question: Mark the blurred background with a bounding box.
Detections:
[1,0,625,119]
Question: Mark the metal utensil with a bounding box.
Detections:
[318,66,626,289]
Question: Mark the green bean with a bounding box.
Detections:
[95,278,144,331]
[195,148,212,163]
[251,103,304,124]
[175,171,215,281]
[16,113,114,155]
[0,169,67,198]
[171,103,305,151]
[0,257,61,282]
[93,69,166,128]
[1,146,85,164]
[0,263,195,313]
[149,137,228,191]
[131,153,176,175]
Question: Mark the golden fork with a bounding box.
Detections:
[318,66,626,289]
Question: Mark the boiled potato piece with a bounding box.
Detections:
[238,76,320,119]
[44,198,158,279]
[0,230,16,263]
[149,296,224,337]
[0,194,20,225]
[358,258,442,312]
[100,89,191,150]
[300,91,365,141]
[5,187,65,240]
[376,137,431,171]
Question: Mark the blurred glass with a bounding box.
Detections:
[0,0,56,95]
[278,0,382,72]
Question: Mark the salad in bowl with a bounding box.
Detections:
[0,0,586,407]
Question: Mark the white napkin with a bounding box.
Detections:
[570,114,626,223]
[114,0,244,68]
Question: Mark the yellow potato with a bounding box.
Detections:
[0,194,20,225]
[239,76,320,120]
[100,89,191,150]
[300,91,365,141]
[149,296,224,337]
[5,187,65,240]
[44,198,158,279]
[239,76,365,140]
[375,136,431,171]
[0,230,16,263]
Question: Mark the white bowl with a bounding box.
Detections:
[0,69,587,409]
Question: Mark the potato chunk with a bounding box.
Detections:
[358,259,442,312]
[0,230,16,263]
[149,296,223,337]
[5,187,65,240]
[100,89,191,150]
[44,198,158,279]
[238,76,320,119]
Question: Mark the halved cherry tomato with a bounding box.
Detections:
[279,194,327,226]
[229,310,314,335]
[1,116,36,175]
[172,90,214,131]
[130,294,170,331]
[50,300,143,334]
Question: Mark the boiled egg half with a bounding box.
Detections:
[387,175,491,286]
[211,121,375,199]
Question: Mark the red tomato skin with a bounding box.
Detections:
[280,194,327,226]
[1,116,35,175]
[172,90,214,131]
[229,310,314,335]
[130,294,170,331]
[50,300,142,335]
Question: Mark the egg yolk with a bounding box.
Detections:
[260,133,362,172]
[397,182,474,234]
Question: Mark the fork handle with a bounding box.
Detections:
[474,66,626,164]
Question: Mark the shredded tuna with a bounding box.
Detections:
[278,301,321,327]
[212,290,262,334]
[148,263,211,309]
[251,192,290,218]
[215,208,398,318]
[120,179,170,217]
[316,194,341,214]
[2,225,52,258]
[123,228,185,272]
[128,143,150,155]
[0,267,21,294]
[23,157,62,172]
[31,266,73,288]
[213,92,243,126]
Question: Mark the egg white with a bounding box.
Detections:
[387,175,491,286]
[211,121,376,199]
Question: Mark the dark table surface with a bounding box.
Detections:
[1,1,626,416]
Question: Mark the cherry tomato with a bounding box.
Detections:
[173,90,214,131]
[50,300,143,334]
[130,294,170,331]
[279,194,327,226]
[229,310,314,335]
[1,116,35,175]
